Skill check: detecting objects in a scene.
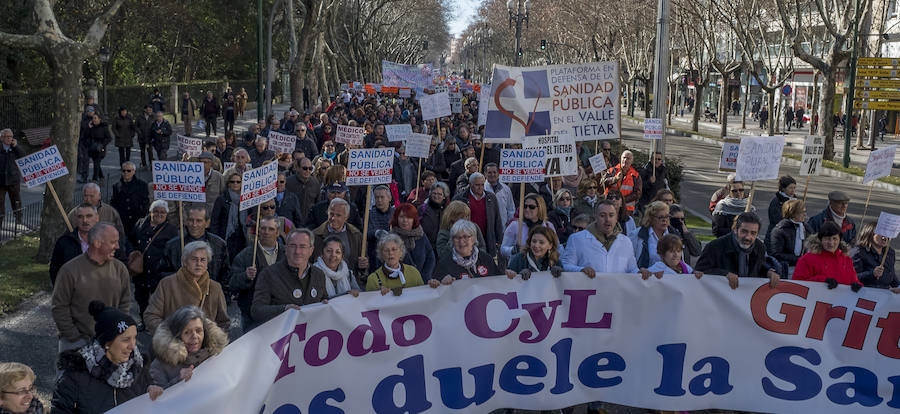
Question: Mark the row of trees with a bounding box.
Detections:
[453,0,883,161]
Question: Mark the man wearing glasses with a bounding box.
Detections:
[161,205,229,286]
[284,157,320,214]
[294,124,318,161]
[711,181,754,238]
[252,228,328,323]
[110,161,149,246]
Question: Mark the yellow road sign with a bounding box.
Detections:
[856,90,900,99]
[857,57,900,66]
[856,68,900,77]
[855,79,900,88]
[853,101,900,110]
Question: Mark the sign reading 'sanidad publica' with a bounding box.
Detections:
[240,161,278,211]
[484,61,619,143]
[346,148,394,186]
[499,148,546,183]
[16,145,68,188]
[111,274,900,414]
[151,161,206,202]
[735,135,785,182]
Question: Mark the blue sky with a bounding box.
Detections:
[449,0,483,37]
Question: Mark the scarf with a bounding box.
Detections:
[79,340,144,389]
[587,224,621,251]
[584,195,598,206]
[323,151,337,160]
[392,226,424,251]
[562,169,585,189]
[226,190,240,239]
[314,257,352,297]
[790,219,805,256]
[526,252,551,272]
[713,196,753,216]
[452,247,479,276]
[556,206,572,218]
[731,234,751,278]
[427,198,444,210]
[383,263,406,284]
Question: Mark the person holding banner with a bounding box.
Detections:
[808,191,857,246]
[500,194,556,260]
[0,128,23,228]
[631,201,672,269]
[767,199,813,270]
[646,234,703,278]
[792,222,861,289]
[505,225,563,280]
[312,236,361,298]
[386,203,435,280]
[149,306,228,390]
[366,233,426,294]
[433,220,499,283]
[561,200,640,277]
[695,212,781,289]
[853,221,898,291]
[161,206,229,285]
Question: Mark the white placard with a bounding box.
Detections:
[523,134,577,177]
[240,161,278,210]
[404,133,431,158]
[15,145,68,188]
[588,153,607,175]
[449,92,463,114]
[335,125,365,146]
[420,92,452,121]
[478,85,491,126]
[718,138,740,173]
[735,135,785,181]
[433,84,449,94]
[346,148,395,186]
[875,211,900,238]
[177,134,203,157]
[643,118,663,140]
[799,135,825,177]
[267,131,297,154]
[385,124,413,142]
[500,148,546,183]
[151,161,206,202]
[864,145,897,184]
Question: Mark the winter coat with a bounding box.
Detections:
[572,197,598,221]
[52,350,152,414]
[275,192,304,227]
[695,233,772,278]
[548,208,573,244]
[809,207,857,246]
[507,251,556,273]
[638,161,667,209]
[306,199,362,229]
[111,177,150,242]
[0,143,24,186]
[230,243,285,318]
[435,228,487,261]
[396,231,435,281]
[284,174,321,215]
[792,234,859,285]
[766,192,793,243]
[767,218,813,267]
[201,98,220,118]
[249,149,276,168]
[252,260,328,322]
[294,137,318,160]
[852,246,898,289]
[133,218,178,290]
[135,113,154,146]
[112,114,136,147]
[149,316,229,389]
[143,268,231,335]
[312,222,364,282]
[419,201,444,251]
[210,192,236,239]
[453,190,504,256]
[433,248,500,280]
[150,120,173,150]
[82,122,112,159]
[160,231,229,284]
[49,231,84,286]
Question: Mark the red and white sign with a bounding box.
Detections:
[240,161,278,210]
[336,125,365,146]
[16,145,68,188]
[267,131,297,154]
[177,134,203,157]
[643,118,663,140]
[346,148,394,186]
[151,161,206,202]
[500,149,546,183]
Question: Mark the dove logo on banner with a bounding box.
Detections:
[484,62,619,144]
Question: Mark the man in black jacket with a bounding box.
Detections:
[275,172,303,225]
[306,183,361,229]
[49,204,98,286]
[0,128,24,227]
[110,161,150,246]
[160,205,229,288]
[149,111,172,161]
[135,105,155,167]
[695,212,781,289]
[638,151,667,212]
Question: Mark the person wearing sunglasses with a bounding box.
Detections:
[110,161,150,247]
[284,157,321,214]
[0,362,43,414]
[712,180,755,238]
[548,188,575,244]
[500,194,557,260]
[573,178,601,219]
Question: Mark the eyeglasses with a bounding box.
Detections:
[731,189,745,193]
[573,225,586,231]
[262,205,276,210]
[229,180,242,184]
[301,166,314,171]
[524,204,538,210]
[452,234,473,241]
[121,169,134,172]
[1,385,35,396]
[560,197,572,201]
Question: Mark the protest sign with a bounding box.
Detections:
[381,60,434,88]
[177,134,203,157]
[224,162,235,171]
[399,88,411,98]
[523,134,577,177]
[385,124,413,142]
[478,85,491,126]
[875,211,900,238]
[420,92,451,121]
[340,83,349,90]
[718,138,740,173]
[499,148,546,183]
[336,125,365,146]
[404,133,431,158]
[735,135,785,181]
[799,135,824,176]
[346,148,394,186]
[863,145,897,184]
[267,131,296,154]
[588,153,607,175]
[433,84,449,94]
[449,91,463,113]
[643,118,663,140]
[113,273,900,414]
[151,161,206,202]
[240,162,278,211]
[484,61,619,143]
[16,145,68,188]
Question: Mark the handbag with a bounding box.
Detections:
[127,222,167,275]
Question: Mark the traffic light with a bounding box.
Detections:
[540,39,546,50]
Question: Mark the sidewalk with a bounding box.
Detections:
[628,111,900,174]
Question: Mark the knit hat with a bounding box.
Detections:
[89,300,137,347]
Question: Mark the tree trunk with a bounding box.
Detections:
[719,80,729,138]
[692,84,704,131]
[809,72,820,135]
[819,68,837,160]
[767,90,776,136]
[37,49,86,261]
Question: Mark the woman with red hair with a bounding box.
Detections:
[389,203,436,280]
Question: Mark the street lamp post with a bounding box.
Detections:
[98,47,111,116]
[507,0,529,66]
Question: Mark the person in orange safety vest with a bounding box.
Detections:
[601,150,642,214]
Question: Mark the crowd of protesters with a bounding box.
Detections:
[0,84,897,414]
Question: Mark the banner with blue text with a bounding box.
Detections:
[113,273,899,413]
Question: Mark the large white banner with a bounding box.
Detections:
[113,273,900,413]
[484,62,619,143]
[381,60,434,89]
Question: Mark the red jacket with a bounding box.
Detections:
[792,249,860,285]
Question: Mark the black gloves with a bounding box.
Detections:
[851,282,862,292]
[550,265,563,278]
[825,278,838,289]
[519,269,532,280]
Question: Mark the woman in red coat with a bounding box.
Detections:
[792,221,861,289]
